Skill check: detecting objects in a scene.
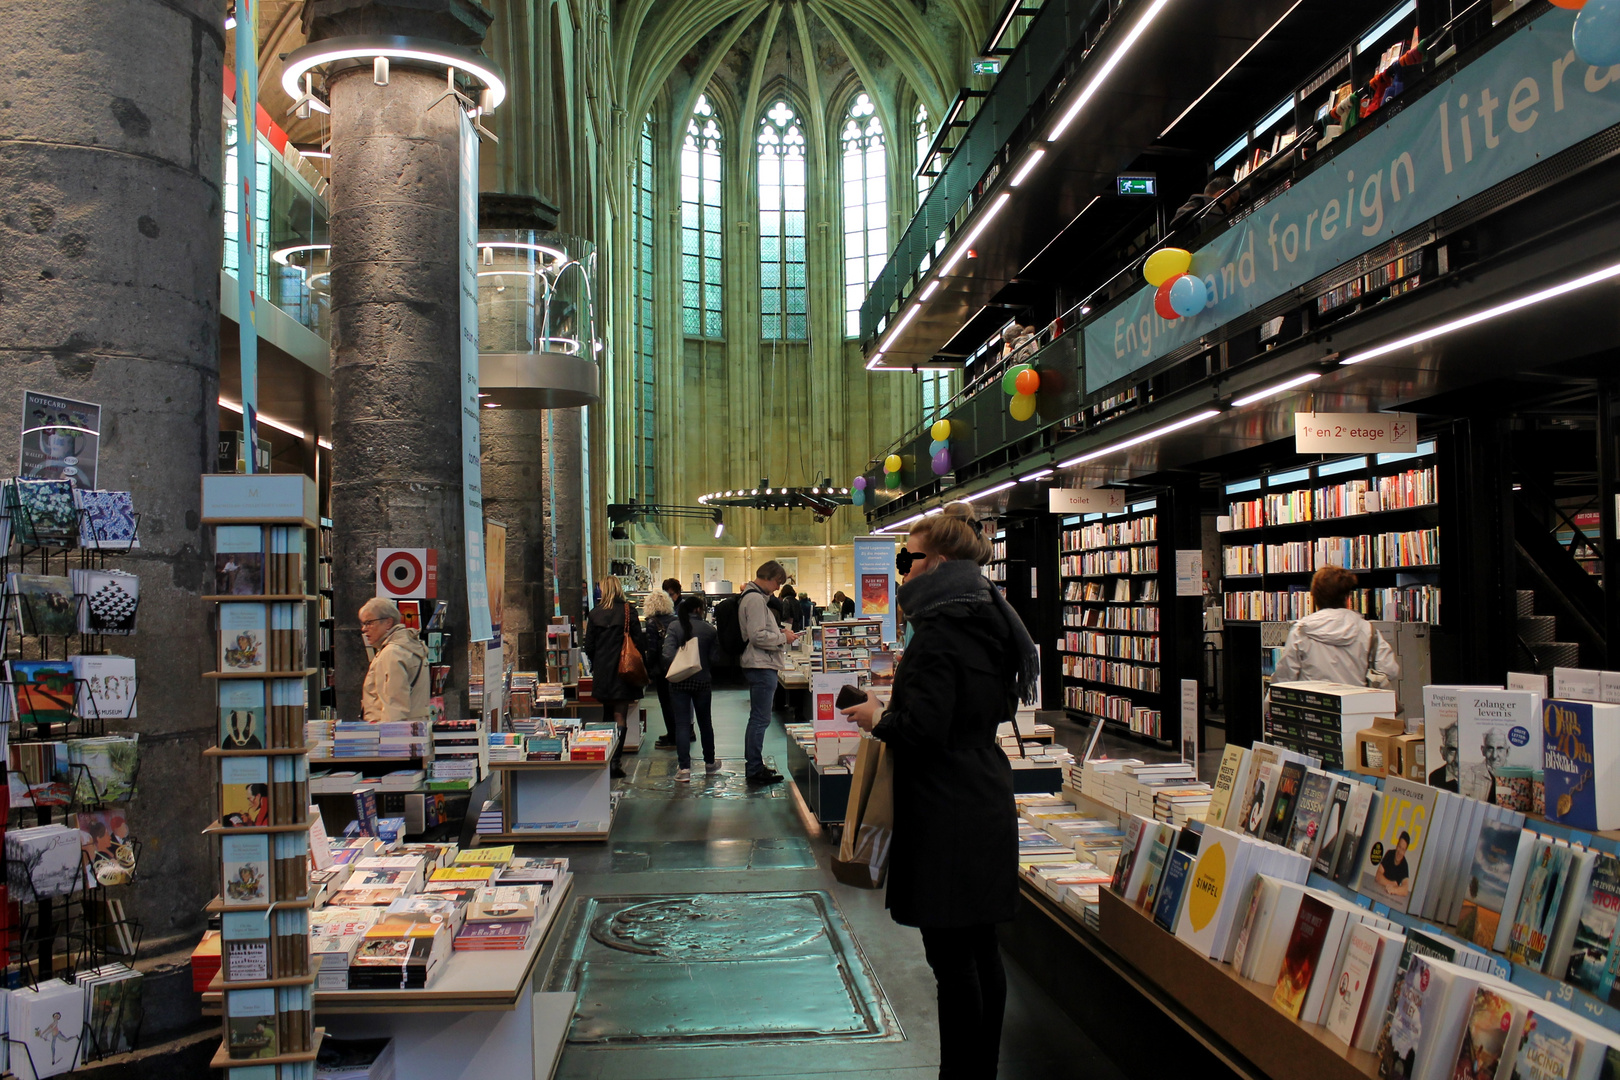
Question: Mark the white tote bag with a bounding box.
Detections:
[666,635,703,683]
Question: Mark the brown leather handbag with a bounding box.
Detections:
[617,605,649,687]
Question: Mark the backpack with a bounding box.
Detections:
[643,616,668,678]
[714,593,747,657]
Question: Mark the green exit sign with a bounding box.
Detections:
[972,59,1002,75]
[1116,174,1158,196]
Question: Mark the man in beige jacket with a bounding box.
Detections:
[359,597,431,723]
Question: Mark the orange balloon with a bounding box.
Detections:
[1014,368,1040,395]
[1550,0,1587,8]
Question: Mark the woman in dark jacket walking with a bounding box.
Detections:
[641,589,679,750]
[582,576,647,778]
[841,504,1040,1080]
[659,594,721,781]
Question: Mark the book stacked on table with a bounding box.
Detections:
[475,800,504,835]
[452,886,542,951]
[347,912,453,991]
[332,722,381,758]
[372,721,428,760]
[1265,681,1397,770]
[376,769,424,792]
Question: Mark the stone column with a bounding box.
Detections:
[0,0,223,939]
[308,0,492,719]
[545,407,586,624]
[480,405,545,667]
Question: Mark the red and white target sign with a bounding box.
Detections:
[376,548,437,599]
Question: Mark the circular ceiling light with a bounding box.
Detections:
[281,35,508,111]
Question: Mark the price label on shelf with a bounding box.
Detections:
[1294,412,1417,453]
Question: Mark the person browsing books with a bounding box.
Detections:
[839,503,1041,1080]
[738,561,798,786]
[583,577,648,779]
[660,595,721,781]
[358,597,430,724]
[1269,567,1399,690]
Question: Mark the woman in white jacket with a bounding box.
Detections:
[1271,567,1400,686]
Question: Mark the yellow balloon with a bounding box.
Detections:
[930,419,951,442]
[1143,247,1192,288]
[884,454,903,473]
[1009,392,1036,422]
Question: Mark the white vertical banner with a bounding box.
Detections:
[459,114,493,643]
[1180,679,1198,764]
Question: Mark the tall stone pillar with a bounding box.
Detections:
[480,405,544,667]
[0,0,224,937]
[309,0,492,719]
[545,408,587,623]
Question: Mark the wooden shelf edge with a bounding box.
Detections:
[204,746,310,757]
[204,594,318,603]
[207,971,316,993]
[206,896,314,913]
[205,669,318,679]
[202,812,319,837]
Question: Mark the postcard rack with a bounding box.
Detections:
[201,474,321,1069]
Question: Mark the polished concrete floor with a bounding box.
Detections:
[524,688,1142,1080]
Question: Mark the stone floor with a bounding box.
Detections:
[520,687,1155,1080]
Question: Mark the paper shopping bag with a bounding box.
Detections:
[832,737,893,889]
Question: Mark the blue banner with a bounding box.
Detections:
[460,114,492,643]
[1086,10,1620,391]
[234,0,259,467]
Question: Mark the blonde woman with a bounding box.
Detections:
[582,577,647,778]
[641,588,679,749]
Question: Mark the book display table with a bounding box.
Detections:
[784,734,852,825]
[478,738,619,843]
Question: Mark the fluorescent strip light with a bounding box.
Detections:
[1009,149,1046,188]
[1340,260,1620,366]
[1056,408,1222,468]
[880,305,922,352]
[219,398,307,440]
[1019,468,1054,482]
[921,280,941,300]
[1213,134,1248,170]
[1255,97,1294,136]
[936,192,1011,277]
[986,0,1024,53]
[1358,0,1416,54]
[318,438,332,450]
[967,480,1017,499]
[924,507,944,516]
[1230,371,1321,407]
[866,351,887,370]
[1046,0,1171,142]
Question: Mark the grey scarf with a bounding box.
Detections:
[897,558,1042,705]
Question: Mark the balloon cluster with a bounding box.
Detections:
[1002,365,1039,422]
[883,453,903,489]
[1144,247,1208,320]
[1570,0,1620,66]
[851,474,867,506]
[928,419,953,476]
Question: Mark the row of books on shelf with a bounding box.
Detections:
[1316,252,1421,314]
[1,481,139,550]
[1072,758,1209,824]
[1060,656,1162,693]
[218,679,305,750]
[1064,604,1160,631]
[1,965,144,1079]
[486,725,616,763]
[1063,516,1158,551]
[309,769,423,796]
[214,524,307,597]
[5,572,138,640]
[303,720,428,760]
[1223,465,1438,529]
[1059,631,1160,663]
[1224,526,1441,576]
[1063,579,1159,603]
[983,563,1007,583]
[1223,584,1441,622]
[1062,548,1159,577]
[1062,686,1162,737]
[989,538,1008,562]
[429,717,484,789]
[218,602,307,675]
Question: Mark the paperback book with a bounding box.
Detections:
[1263,761,1307,847]
[70,569,138,635]
[1358,778,1436,913]
[1457,819,1525,950]
[1505,838,1573,970]
[71,655,136,720]
[215,526,264,596]
[1564,851,1620,1004]
[218,681,266,750]
[219,603,268,674]
[1286,770,1335,860]
[10,660,77,726]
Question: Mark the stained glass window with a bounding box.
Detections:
[842,92,887,339]
[758,100,807,341]
[634,115,656,501]
[914,103,931,205]
[681,95,723,339]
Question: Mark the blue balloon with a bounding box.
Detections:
[1168,274,1209,318]
[1575,0,1620,67]
[929,439,947,456]
[851,488,865,506]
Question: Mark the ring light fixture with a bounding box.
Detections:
[281,35,508,112]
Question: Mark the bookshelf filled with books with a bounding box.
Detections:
[984,527,1008,595]
[201,473,321,1072]
[1218,440,1442,626]
[1057,496,1177,743]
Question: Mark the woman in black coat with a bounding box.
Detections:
[841,506,1041,1080]
[582,576,647,778]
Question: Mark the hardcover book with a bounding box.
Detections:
[1273,893,1333,1020]
[219,757,271,829]
[1312,779,1351,877]
[1457,819,1525,950]
[1263,761,1307,847]
[1542,698,1620,831]
[1334,783,1377,885]
[221,834,271,907]
[219,604,268,674]
[1508,1010,1581,1080]
[215,526,265,596]
[1240,761,1279,838]
[1152,850,1194,933]
[225,987,278,1060]
[1357,778,1436,913]
[1287,771,1336,861]
[1206,744,1247,829]
[218,681,266,751]
[221,910,271,982]
[1505,838,1573,970]
[1452,986,1517,1080]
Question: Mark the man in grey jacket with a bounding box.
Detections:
[740,560,797,785]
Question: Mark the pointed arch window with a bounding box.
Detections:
[842,91,887,339]
[914,103,931,205]
[758,99,807,341]
[681,94,723,339]
[634,114,656,502]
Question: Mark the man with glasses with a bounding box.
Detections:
[359,597,431,723]
[739,561,797,785]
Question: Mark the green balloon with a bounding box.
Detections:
[884,471,901,489]
[1001,364,1031,394]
